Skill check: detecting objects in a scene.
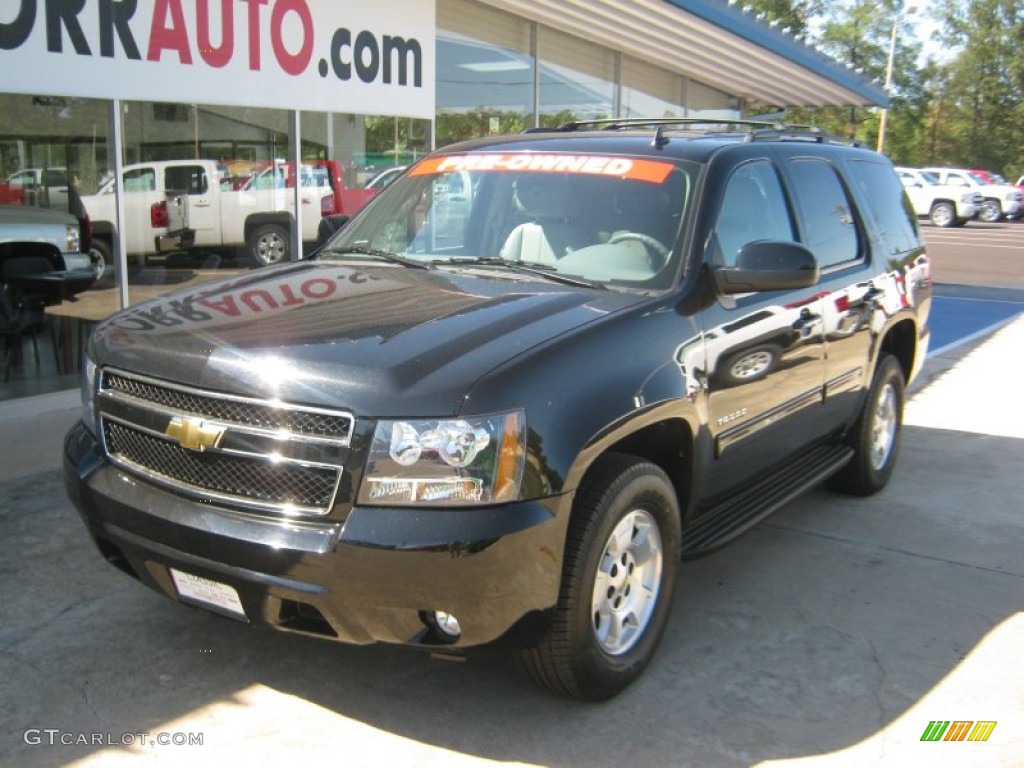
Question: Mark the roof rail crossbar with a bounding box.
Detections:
[523,117,852,147]
[553,117,787,132]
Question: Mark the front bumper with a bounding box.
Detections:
[64,422,568,652]
[955,202,978,219]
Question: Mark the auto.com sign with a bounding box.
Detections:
[0,0,435,118]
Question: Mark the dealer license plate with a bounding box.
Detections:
[170,569,247,620]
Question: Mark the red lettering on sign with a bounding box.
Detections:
[241,0,269,70]
[270,0,313,76]
[147,0,193,64]
[197,0,234,68]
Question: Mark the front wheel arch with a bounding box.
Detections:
[518,452,681,700]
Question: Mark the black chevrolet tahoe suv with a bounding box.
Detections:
[65,120,931,700]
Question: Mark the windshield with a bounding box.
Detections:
[321,152,695,290]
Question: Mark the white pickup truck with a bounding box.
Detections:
[894,167,981,227]
[81,160,334,275]
[921,167,1023,223]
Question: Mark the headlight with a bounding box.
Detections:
[81,355,98,436]
[359,411,526,506]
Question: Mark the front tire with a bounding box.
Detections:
[719,343,781,386]
[248,223,290,265]
[519,454,680,701]
[90,237,114,287]
[828,354,905,496]
[929,201,956,228]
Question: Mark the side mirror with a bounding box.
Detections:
[715,240,819,294]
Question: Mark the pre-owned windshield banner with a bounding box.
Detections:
[0,0,435,118]
[411,154,676,183]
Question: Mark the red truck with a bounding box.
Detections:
[233,160,381,218]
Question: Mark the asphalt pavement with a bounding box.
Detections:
[1,293,1022,768]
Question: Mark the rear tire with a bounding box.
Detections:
[828,354,905,496]
[248,223,290,265]
[518,453,680,701]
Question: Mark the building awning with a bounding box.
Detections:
[479,0,889,108]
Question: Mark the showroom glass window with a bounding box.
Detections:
[0,94,110,400]
[621,57,684,119]
[436,0,535,146]
[688,81,741,119]
[537,26,616,126]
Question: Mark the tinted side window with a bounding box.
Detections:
[845,160,919,256]
[165,165,208,195]
[710,160,793,266]
[788,159,859,268]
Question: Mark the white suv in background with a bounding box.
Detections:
[922,167,1023,223]
[895,167,981,227]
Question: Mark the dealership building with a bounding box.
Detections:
[0,0,885,403]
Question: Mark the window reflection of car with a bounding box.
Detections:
[697,306,809,387]
[364,165,407,191]
[1,167,70,210]
[0,203,93,274]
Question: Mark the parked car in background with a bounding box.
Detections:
[0,203,93,273]
[82,159,338,269]
[923,167,1023,223]
[895,167,980,227]
[364,165,408,191]
[236,160,382,218]
[0,167,70,209]
[970,169,1007,186]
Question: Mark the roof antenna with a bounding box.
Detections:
[652,124,669,149]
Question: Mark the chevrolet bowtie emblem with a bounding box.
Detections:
[165,417,226,452]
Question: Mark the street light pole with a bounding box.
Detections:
[877,3,917,154]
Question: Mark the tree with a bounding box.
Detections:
[742,0,815,40]
[927,0,1024,175]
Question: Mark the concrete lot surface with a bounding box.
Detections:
[1,317,1022,768]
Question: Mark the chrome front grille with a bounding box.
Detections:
[97,368,352,516]
[102,372,351,439]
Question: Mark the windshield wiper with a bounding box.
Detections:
[319,245,432,270]
[431,257,605,290]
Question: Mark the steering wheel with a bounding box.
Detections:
[608,231,671,267]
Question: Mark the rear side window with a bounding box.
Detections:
[165,165,208,195]
[710,160,794,266]
[788,159,860,268]
[845,160,919,256]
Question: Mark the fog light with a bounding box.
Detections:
[432,611,462,639]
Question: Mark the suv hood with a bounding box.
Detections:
[91,261,643,416]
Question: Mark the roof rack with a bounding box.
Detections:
[525,117,848,147]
